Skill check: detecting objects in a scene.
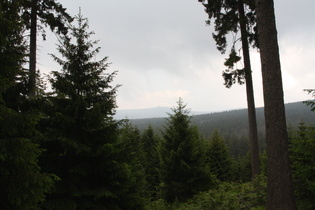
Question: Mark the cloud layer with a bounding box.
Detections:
[38,0,315,112]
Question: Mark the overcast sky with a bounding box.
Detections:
[38,0,315,112]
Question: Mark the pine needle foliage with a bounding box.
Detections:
[0,1,55,209]
[141,125,160,200]
[117,121,147,209]
[40,11,141,209]
[289,123,315,209]
[159,98,214,203]
[198,0,257,87]
[205,129,232,181]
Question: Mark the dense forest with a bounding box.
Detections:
[131,101,315,134]
[132,101,315,157]
[1,1,314,209]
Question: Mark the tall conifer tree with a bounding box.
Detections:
[289,123,315,209]
[205,130,232,181]
[118,121,147,208]
[0,1,55,209]
[141,125,160,200]
[199,0,261,177]
[21,0,72,98]
[41,11,141,209]
[159,98,213,203]
[255,0,296,208]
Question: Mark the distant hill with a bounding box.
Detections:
[129,101,315,133]
[115,107,210,119]
[128,101,315,157]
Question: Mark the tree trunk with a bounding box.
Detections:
[238,0,261,178]
[29,0,37,98]
[255,0,296,209]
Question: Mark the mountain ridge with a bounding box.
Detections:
[128,101,315,134]
[124,101,315,157]
[115,106,212,119]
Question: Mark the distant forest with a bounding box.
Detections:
[131,101,315,157]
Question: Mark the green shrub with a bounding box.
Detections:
[148,174,266,210]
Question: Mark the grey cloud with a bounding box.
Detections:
[39,0,315,111]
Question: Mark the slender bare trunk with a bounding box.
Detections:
[29,0,37,98]
[255,0,296,209]
[238,0,261,177]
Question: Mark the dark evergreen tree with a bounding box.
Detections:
[141,125,160,200]
[205,129,232,182]
[118,121,147,208]
[0,1,55,209]
[199,0,261,177]
[40,11,142,209]
[255,0,296,208]
[289,123,315,209]
[159,98,214,203]
[21,0,72,97]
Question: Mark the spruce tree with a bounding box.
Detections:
[118,121,147,208]
[41,11,141,209]
[159,98,213,203]
[0,1,55,209]
[289,123,315,209]
[205,130,232,182]
[141,125,160,200]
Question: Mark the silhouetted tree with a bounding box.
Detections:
[118,121,147,208]
[21,0,72,98]
[141,125,160,200]
[199,0,260,177]
[289,123,315,209]
[159,98,213,202]
[255,0,296,208]
[205,129,232,181]
[0,1,55,208]
[40,11,141,209]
